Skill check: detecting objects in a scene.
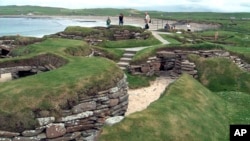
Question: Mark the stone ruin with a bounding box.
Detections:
[0,54,67,83]
[128,49,250,78]
[0,40,16,58]
[0,52,129,141]
[0,74,128,141]
[50,26,149,46]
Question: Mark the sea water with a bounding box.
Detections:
[0,17,106,37]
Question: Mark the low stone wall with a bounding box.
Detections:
[51,27,148,46]
[0,74,128,141]
[129,49,250,77]
[112,30,147,40]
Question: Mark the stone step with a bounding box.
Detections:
[123,53,135,58]
[120,57,132,62]
[119,66,127,70]
[117,62,129,67]
[124,50,137,54]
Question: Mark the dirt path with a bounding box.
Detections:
[125,76,175,116]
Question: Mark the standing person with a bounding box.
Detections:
[106,17,111,28]
[187,23,191,31]
[119,13,124,26]
[144,12,150,29]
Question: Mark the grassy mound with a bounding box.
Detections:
[189,55,250,93]
[100,74,228,141]
[62,26,161,48]
[0,38,124,131]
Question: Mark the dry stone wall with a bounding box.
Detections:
[129,49,250,77]
[0,74,128,141]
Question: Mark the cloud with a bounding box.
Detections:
[240,3,250,7]
[0,0,250,12]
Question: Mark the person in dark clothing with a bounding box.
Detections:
[119,13,124,26]
[106,17,111,27]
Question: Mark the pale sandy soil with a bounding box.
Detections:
[125,76,175,116]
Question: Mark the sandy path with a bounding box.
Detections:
[125,76,175,116]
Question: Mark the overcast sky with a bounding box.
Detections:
[1,0,250,12]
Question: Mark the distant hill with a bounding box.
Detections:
[0,5,143,17]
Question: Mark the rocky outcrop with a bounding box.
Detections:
[0,74,128,141]
[129,49,250,77]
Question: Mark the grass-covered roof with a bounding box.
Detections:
[0,38,124,131]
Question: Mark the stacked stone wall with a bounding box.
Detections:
[129,49,250,77]
[0,75,128,141]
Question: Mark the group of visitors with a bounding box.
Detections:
[106,12,195,32]
[106,13,124,27]
[106,12,151,29]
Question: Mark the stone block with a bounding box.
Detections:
[109,99,119,107]
[157,51,176,59]
[93,109,107,115]
[119,94,129,103]
[47,132,81,141]
[13,136,40,141]
[59,111,94,122]
[141,66,150,73]
[105,116,124,126]
[96,104,109,110]
[0,73,12,83]
[111,104,122,111]
[97,90,109,95]
[22,129,44,137]
[0,137,12,141]
[46,123,66,139]
[96,96,109,102]
[0,131,20,138]
[36,133,46,140]
[72,102,96,114]
[82,130,101,141]
[36,117,55,126]
[220,51,230,57]
[109,87,119,94]
[151,62,161,71]
[66,124,95,133]
[108,91,123,99]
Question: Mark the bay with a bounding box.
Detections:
[0,17,106,37]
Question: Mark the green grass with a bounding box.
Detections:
[92,46,125,62]
[10,38,82,55]
[130,45,167,65]
[189,55,250,94]
[216,91,250,124]
[99,33,161,48]
[196,30,250,47]
[100,74,228,141]
[0,38,124,131]
[63,26,101,36]
[126,72,156,89]
[159,34,182,44]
